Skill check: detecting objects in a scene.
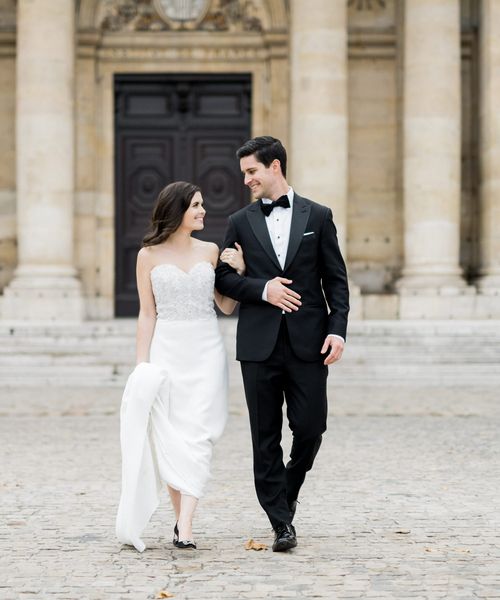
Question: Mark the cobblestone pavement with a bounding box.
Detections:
[1,384,500,600]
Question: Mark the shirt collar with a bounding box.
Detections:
[262,187,294,206]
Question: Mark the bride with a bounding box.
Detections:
[118,181,244,550]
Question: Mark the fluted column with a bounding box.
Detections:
[397,0,466,290]
[289,0,348,252]
[2,0,83,320]
[478,0,500,292]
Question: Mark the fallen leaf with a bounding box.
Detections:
[156,591,174,598]
[245,538,268,551]
[395,529,411,534]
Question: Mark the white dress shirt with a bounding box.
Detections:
[261,188,345,344]
[262,187,294,270]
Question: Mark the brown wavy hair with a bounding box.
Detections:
[142,181,201,247]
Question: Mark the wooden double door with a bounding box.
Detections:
[115,74,251,316]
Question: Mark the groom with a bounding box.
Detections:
[215,136,349,552]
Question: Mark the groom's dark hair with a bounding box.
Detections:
[236,136,287,177]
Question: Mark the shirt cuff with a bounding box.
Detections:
[262,281,270,302]
[328,334,345,344]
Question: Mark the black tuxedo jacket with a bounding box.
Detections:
[215,193,350,362]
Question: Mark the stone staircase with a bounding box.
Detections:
[0,319,499,387]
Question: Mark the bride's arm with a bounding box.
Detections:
[136,248,157,364]
[211,244,244,315]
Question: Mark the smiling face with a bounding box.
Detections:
[181,191,206,231]
[240,154,282,200]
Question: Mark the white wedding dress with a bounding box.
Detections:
[116,260,228,551]
[148,261,228,498]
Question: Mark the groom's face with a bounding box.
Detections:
[240,154,278,200]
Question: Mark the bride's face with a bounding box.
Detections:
[181,191,206,231]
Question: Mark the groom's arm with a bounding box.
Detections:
[215,215,268,304]
[319,208,350,340]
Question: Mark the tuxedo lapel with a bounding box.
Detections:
[284,194,311,271]
[246,202,282,271]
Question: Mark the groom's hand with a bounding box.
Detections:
[267,277,302,312]
[321,336,344,365]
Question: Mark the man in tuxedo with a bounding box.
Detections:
[215,136,349,552]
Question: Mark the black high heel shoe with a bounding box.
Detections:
[173,521,197,549]
[174,539,197,549]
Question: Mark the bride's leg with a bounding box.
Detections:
[178,493,198,540]
[167,485,181,520]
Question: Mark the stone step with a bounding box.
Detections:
[1,333,499,344]
[0,353,133,366]
[1,319,499,387]
[1,325,499,346]
[1,319,500,337]
[0,363,498,388]
[0,334,498,358]
[0,349,498,366]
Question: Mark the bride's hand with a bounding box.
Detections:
[220,242,245,275]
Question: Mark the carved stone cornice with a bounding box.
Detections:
[97,0,266,33]
[97,46,268,62]
[348,28,475,59]
[348,28,396,59]
[348,28,476,61]
[348,0,386,9]
[0,30,15,57]
[77,29,102,58]
[262,31,288,59]
[95,31,269,62]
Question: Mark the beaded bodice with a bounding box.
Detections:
[150,261,216,321]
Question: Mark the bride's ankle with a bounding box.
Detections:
[177,519,193,535]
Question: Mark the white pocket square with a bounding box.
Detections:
[303,231,315,236]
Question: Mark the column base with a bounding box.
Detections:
[398,285,477,319]
[475,273,500,318]
[477,273,500,294]
[396,270,468,292]
[1,265,84,321]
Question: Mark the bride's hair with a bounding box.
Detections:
[143,181,201,246]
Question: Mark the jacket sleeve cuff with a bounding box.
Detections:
[327,333,345,344]
[261,281,270,302]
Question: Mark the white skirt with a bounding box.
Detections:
[148,317,228,498]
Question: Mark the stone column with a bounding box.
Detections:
[2,0,83,320]
[289,0,348,252]
[478,0,500,292]
[397,0,466,291]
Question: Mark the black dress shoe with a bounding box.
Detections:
[173,522,179,545]
[272,522,297,552]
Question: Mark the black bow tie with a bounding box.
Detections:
[260,195,290,217]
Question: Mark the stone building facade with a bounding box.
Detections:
[0,0,498,321]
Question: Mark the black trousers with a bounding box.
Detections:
[240,317,328,528]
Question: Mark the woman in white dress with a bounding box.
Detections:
[134,181,244,549]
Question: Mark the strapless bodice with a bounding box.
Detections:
[150,261,216,321]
